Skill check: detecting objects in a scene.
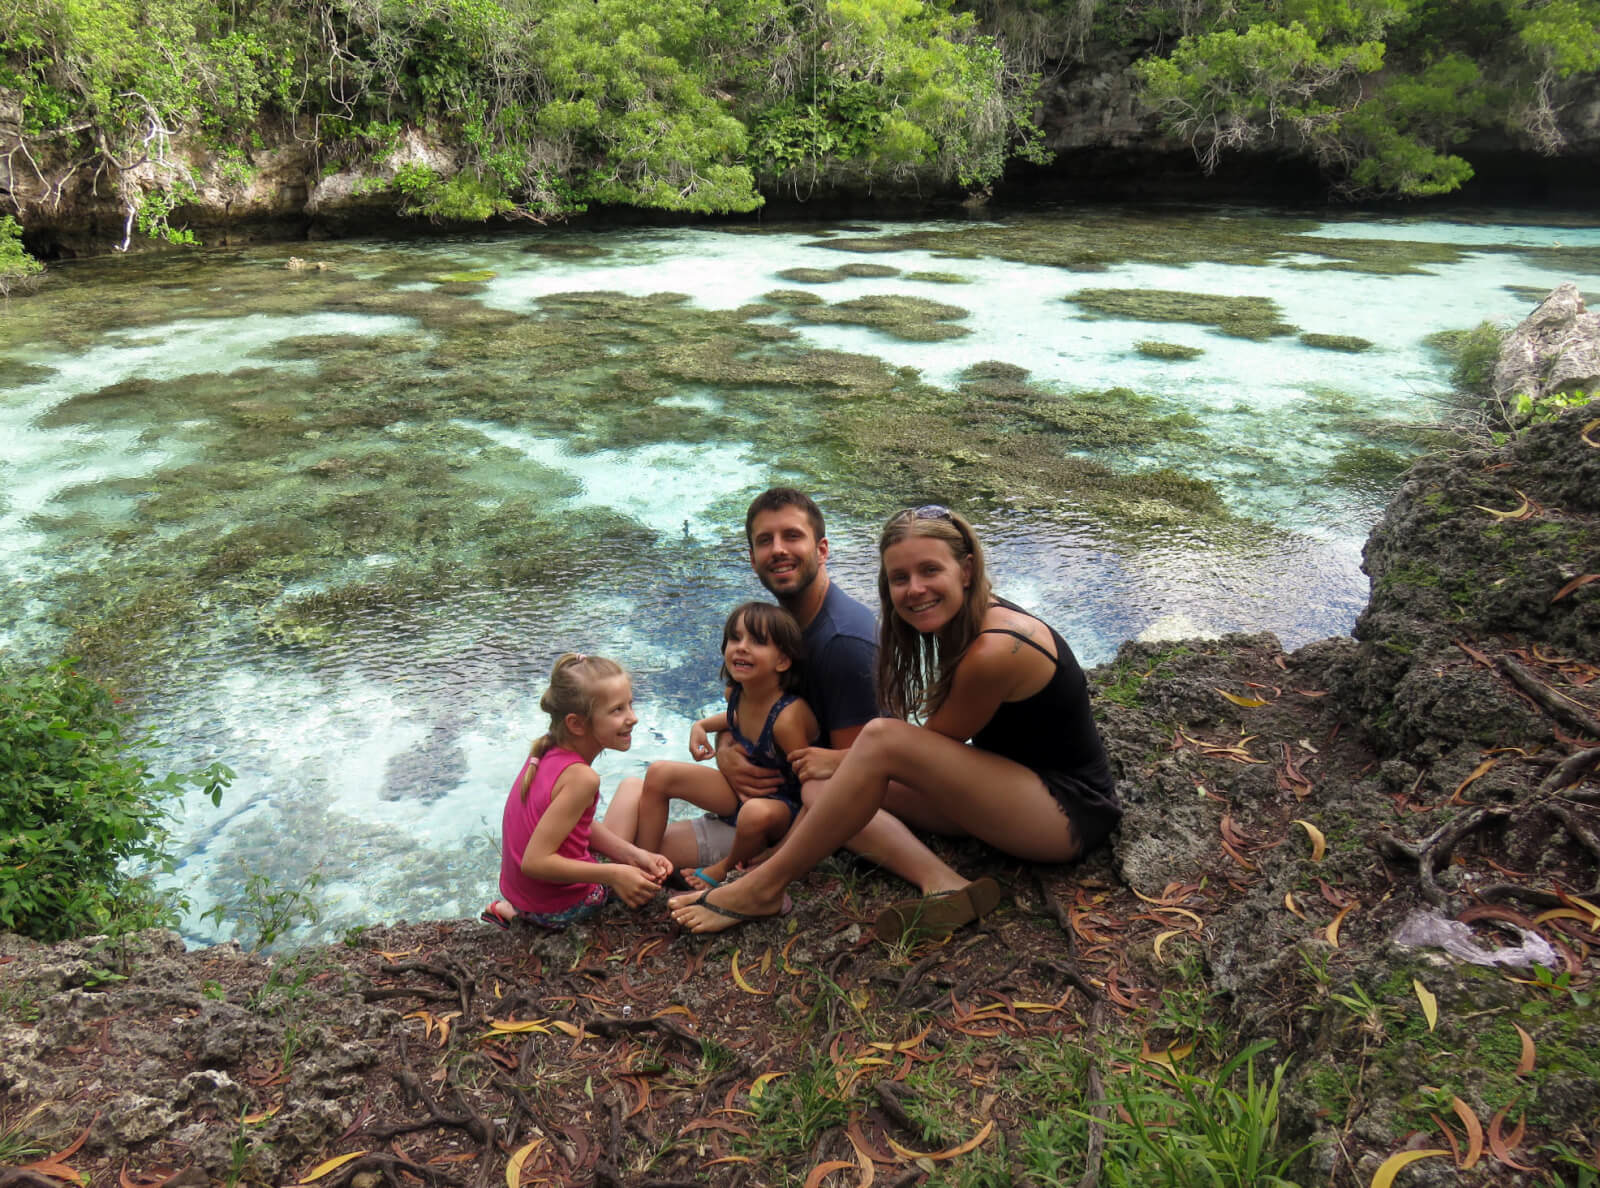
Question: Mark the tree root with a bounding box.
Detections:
[1074,999,1112,1188]
[1497,657,1600,740]
[1381,747,1600,907]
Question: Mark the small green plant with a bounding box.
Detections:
[203,868,325,953]
[0,215,44,296]
[1085,1041,1316,1188]
[1543,1141,1600,1188]
[202,980,227,1001]
[744,1052,854,1160]
[0,661,232,941]
[0,1105,48,1164]
[1511,388,1593,427]
[1528,965,1595,1007]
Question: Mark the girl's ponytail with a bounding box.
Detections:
[518,652,626,799]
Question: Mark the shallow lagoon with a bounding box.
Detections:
[3,205,1597,945]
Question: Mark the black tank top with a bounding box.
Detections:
[969,600,1117,807]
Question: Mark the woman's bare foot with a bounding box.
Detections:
[669,879,789,934]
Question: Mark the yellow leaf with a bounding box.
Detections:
[1559,892,1600,929]
[751,1072,787,1100]
[1326,903,1354,948]
[1284,891,1305,919]
[1011,1001,1063,1013]
[1152,929,1185,964]
[1293,820,1327,862]
[1473,490,1532,520]
[485,1018,550,1035]
[653,1004,694,1018]
[885,1120,995,1162]
[804,1159,857,1188]
[853,1057,892,1067]
[1412,979,1438,1032]
[240,1107,280,1124]
[1581,416,1600,448]
[1215,687,1269,708]
[1369,1149,1450,1188]
[731,950,768,996]
[703,1156,755,1166]
[505,1138,543,1188]
[549,1020,583,1038]
[297,1151,368,1183]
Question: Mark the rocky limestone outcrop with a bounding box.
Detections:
[1494,282,1600,407]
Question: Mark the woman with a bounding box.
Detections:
[670,504,1120,937]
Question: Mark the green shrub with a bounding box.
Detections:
[0,662,231,941]
[0,216,44,296]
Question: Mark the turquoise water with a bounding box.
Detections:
[2,206,1596,945]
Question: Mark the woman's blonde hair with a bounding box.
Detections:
[515,652,626,799]
[875,505,991,721]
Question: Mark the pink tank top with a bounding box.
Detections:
[498,745,601,914]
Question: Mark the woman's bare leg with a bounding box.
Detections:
[670,718,1075,932]
[802,779,966,895]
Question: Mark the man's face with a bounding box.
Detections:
[749,506,826,601]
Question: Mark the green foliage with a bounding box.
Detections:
[1133,0,1600,197]
[202,867,325,953]
[1,0,1045,225]
[0,215,45,296]
[1511,388,1594,426]
[1084,1042,1316,1188]
[0,661,232,941]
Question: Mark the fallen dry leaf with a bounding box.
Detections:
[1413,979,1438,1032]
[803,1159,857,1188]
[1513,1023,1536,1075]
[1552,573,1600,602]
[1369,1148,1450,1188]
[1450,1096,1484,1169]
[1293,819,1327,862]
[1325,903,1355,947]
[1215,687,1270,708]
[297,1151,368,1183]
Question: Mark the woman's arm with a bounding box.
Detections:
[922,635,1023,742]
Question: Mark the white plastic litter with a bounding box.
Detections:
[1392,909,1560,968]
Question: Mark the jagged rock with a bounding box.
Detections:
[1494,282,1600,408]
[1336,399,1600,759]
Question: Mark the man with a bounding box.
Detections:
[655,488,878,873]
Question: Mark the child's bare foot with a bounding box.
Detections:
[479,900,515,930]
[669,880,789,933]
[678,866,724,892]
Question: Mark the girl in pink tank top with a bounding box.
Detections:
[482,653,674,930]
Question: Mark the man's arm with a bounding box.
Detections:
[714,726,783,799]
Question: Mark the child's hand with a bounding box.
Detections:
[635,850,673,882]
[607,864,661,909]
[689,722,713,760]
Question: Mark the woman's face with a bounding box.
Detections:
[883,533,971,634]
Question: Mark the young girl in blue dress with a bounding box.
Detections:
[633,602,819,890]
[482,653,674,930]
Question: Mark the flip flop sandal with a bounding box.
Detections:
[676,889,793,928]
[480,904,512,931]
[676,866,723,891]
[872,877,1004,943]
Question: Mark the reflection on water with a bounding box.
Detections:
[3,205,1597,945]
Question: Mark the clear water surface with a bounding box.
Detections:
[2,205,1596,945]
